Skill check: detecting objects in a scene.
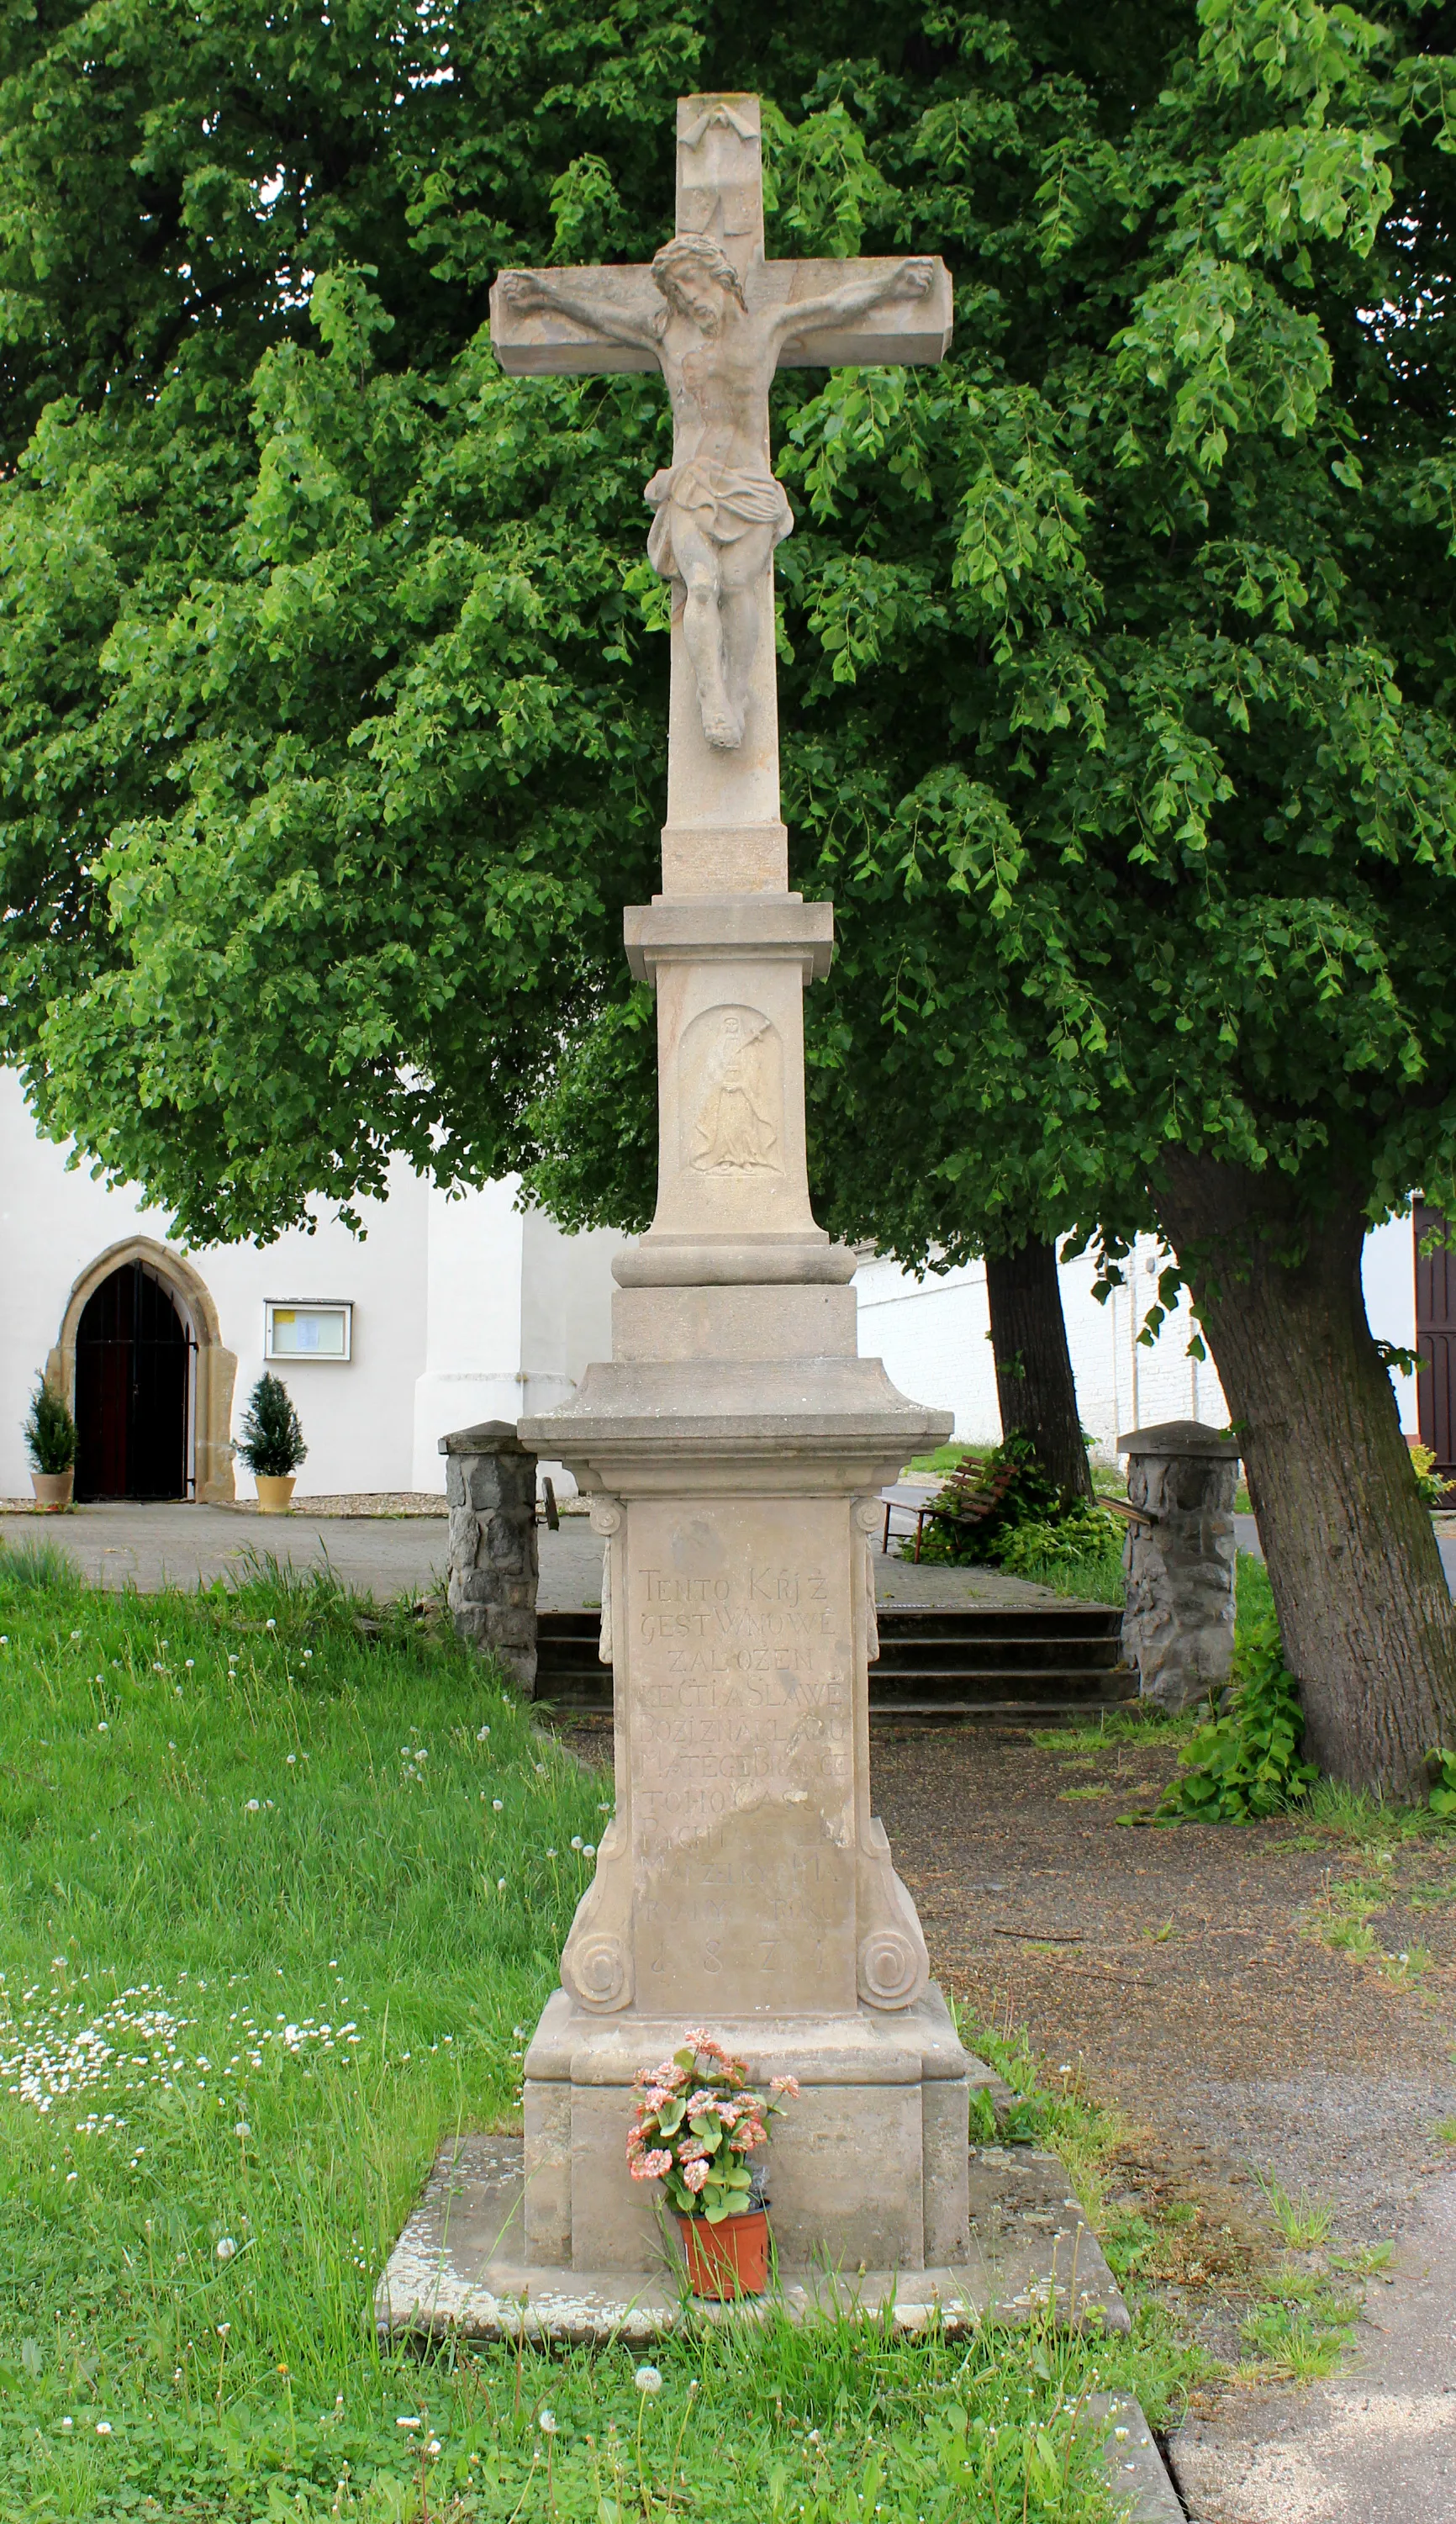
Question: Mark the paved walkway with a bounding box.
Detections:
[0,1500,454,1600]
[1235,1510,1456,1590]
[1169,2170,1456,2524]
[0,1500,1074,1613]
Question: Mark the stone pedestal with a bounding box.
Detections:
[1119,1419,1240,1712]
[524,1991,972,2272]
[441,1421,538,1689]
[519,896,976,2267]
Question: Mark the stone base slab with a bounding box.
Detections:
[374,2133,1131,2345]
[522,1988,976,2273]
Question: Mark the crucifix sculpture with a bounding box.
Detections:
[491,93,952,817]
[496,98,990,2306]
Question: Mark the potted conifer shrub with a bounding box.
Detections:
[24,1378,77,1509]
[626,2030,796,2297]
[235,1372,307,1513]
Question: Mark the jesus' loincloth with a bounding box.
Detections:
[645,459,794,583]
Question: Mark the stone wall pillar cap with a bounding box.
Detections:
[1118,1418,1242,1458]
[440,1420,534,1455]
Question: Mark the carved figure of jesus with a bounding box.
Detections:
[500,240,933,750]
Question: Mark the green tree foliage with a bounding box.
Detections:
[3,0,1449,1255]
[4,0,1456,1785]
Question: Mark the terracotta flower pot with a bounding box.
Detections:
[676,2209,769,2298]
[254,1474,296,1515]
[29,1469,74,1511]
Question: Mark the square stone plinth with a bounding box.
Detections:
[374,2131,1130,2344]
[521,1986,980,2273]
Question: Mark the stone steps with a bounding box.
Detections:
[532,1603,1136,1724]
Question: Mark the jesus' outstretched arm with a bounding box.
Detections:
[769,256,936,351]
[497,269,659,357]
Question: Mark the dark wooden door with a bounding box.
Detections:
[74,1262,190,1500]
[1414,1200,1456,1479]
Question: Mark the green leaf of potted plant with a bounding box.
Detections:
[24,1378,77,1510]
[626,2028,796,2297]
[235,1373,307,1513]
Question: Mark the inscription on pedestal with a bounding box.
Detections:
[625,1500,859,2014]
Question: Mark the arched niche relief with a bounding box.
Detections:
[678,1002,784,1178]
[47,1238,238,1504]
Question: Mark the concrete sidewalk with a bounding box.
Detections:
[1235,1510,1456,1591]
[0,1500,1076,1614]
[1171,2170,1456,2523]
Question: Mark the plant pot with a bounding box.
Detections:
[29,1468,74,1510]
[676,2209,769,2298]
[254,1475,296,1515]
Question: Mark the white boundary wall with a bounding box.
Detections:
[853,1216,1418,1459]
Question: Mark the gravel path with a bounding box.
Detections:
[873,1727,1456,2245]
[873,1724,1456,2520]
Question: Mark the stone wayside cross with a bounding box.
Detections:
[505,98,988,2300]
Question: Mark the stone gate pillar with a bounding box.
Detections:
[1119,1418,1241,1712]
[440,1421,538,1691]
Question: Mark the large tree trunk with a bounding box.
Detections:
[985,1238,1095,1502]
[1156,1150,1456,1797]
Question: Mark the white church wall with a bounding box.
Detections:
[0,1069,435,1498]
[854,1215,1420,1459]
[213,1155,429,1501]
[853,1234,1228,1460]
[409,1178,527,1488]
[1362,1209,1419,1434]
[3,1069,639,1504]
[407,1190,622,1493]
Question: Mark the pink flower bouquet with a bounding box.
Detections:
[625,2028,798,2225]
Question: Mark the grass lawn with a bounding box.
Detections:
[0,1543,1198,2521]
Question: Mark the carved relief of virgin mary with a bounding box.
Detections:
[691,1011,780,1172]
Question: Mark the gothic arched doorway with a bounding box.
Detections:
[74,1259,192,1501]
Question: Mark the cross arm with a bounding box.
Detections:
[489,266,661,377]
[763,256,953,369]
